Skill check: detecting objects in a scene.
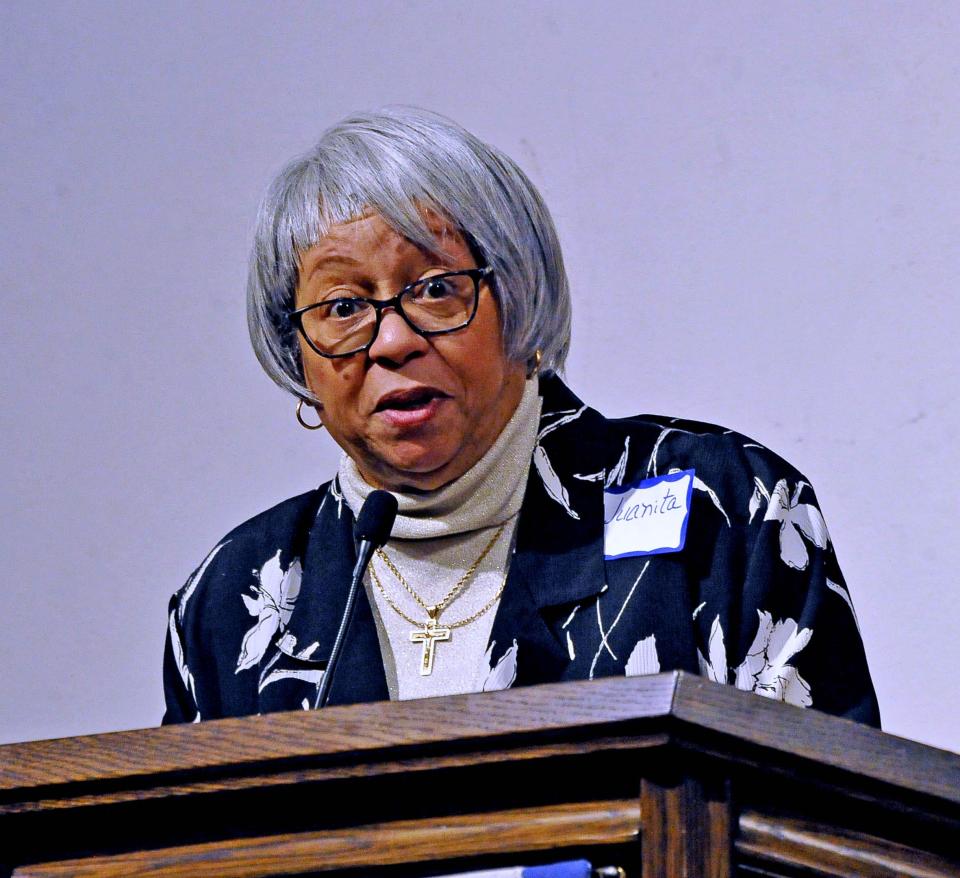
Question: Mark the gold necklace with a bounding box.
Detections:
[370,524,508,676]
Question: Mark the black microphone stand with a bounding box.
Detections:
[314,490,397,709]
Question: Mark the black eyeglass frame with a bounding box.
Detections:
[289,266,493,359]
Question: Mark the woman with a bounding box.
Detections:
[163,108,879,726]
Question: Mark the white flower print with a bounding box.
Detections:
[168,609,200,720]
[625,635,660,677]
[276,632,321,660]
[276,632,298,655]
[573,437,631,488]
[826,577,861,635]
[534,405,587,519]
[480,640,518,691]
[752,478,830,570]
[573,470,604,482]
[538,406,587,441]
[562,605,580,660]
[748,476,767,524]
[736,611,813,706]
[168,540,229,722]
[259,667,326,694]
[606,437,630,488]
[646,425,702,478]
[178,541,227,623]
[533,445,580,520]
[698,615,729,684]
[589,562,651,679]
[698,612,813,707]
[667,467,730,527]
[236,551,303,673]
[646,427,675,477]
[329,476,345,518]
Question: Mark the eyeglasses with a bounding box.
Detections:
[289,267,492,358]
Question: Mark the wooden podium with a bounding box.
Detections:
[2,672,959,877]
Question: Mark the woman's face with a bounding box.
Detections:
[295,212,527,492]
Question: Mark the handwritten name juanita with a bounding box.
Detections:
[604,487,683,524]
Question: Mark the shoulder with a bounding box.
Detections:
[170,486,329,621]
[217,486,329,549]
[539,375,815,518]
[614,411,803,479]
[541,375,798,472]
[612,411,815,527]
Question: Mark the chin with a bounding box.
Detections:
[365,444,465,492]
[390,459,460,491]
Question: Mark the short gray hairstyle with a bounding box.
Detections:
[247,107,572,401]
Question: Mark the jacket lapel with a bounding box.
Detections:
[487,376,614,686]
[258,483,389,714]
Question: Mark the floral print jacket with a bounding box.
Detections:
[163,376,880,726]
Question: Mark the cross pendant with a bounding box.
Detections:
[410,619,451,676]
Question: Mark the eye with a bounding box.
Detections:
[324,298,368,320]
[415,276,456,301]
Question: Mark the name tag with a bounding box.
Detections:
[603,469,694,560]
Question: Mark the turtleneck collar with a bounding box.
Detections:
[338,377,542,539]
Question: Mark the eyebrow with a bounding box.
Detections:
[301,253,364,283]
[309,254,363,268]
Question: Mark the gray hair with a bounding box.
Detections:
[247,107,572,401]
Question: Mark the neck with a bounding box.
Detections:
[339,377,542,539]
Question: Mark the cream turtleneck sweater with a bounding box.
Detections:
[338,377,541,700]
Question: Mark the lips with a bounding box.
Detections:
[372,386,452,428]
[374,386,450,412]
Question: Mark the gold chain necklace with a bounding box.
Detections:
[370,524,508,676]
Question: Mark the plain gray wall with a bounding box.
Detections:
[3,2,958,751]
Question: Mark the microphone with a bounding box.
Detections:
[354,490,400,562]
[314,490,398,709]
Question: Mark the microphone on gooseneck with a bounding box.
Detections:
[314,490,398,709]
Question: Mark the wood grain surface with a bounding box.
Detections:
[640,773,731,878]
[11,799,640,878]
[737,810,960,877]
[3,673,960,878]
[1,734,666,815]
[672,674,960,809]
[4,673,960,809]
[0,674,678,794]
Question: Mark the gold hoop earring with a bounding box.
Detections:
[527,348,543,378]
[296,399,324,431]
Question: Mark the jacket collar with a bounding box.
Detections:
[514,373,610,607]
[487,375,613,682]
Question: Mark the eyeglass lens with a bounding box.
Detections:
[299,273,478,356]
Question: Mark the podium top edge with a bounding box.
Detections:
[2,673,958,808]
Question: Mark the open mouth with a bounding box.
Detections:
[375,387,449,413]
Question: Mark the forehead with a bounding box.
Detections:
[299,210,468,276]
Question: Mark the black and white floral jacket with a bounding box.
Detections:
[163,376,880,726]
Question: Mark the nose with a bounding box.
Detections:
[367,307,429,366]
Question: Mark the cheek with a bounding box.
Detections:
[298,342,321,396]
[301,354,359,413]
[461,315,511,392]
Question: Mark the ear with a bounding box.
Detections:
[526,348,543,378]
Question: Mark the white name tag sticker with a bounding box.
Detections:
[603,469,695,560]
